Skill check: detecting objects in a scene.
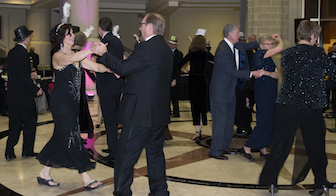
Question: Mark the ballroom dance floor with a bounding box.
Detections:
[0,99,336,196]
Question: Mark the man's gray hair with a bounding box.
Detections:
[223,23,240,38]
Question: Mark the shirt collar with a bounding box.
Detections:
[145,34,156,41]
[18,43,27,49]
[224,37,234,53]
[172,48,176,53]
[102,31,110,39]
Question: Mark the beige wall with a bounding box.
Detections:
[169,9,240,55]
[0,8,27,55]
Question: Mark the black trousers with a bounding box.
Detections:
[259,104,329,189]
[235,79,254,133]
[99,94,120,158]
[170,85,179,116]
[113,125,168,196]
[5,106,37,156]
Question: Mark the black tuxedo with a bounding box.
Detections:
[234,42,258,134]
[99,35,172,196]
[209,39,257,156]
[170,48,183,116]
[5,44,40,157]
[96,32,124,158]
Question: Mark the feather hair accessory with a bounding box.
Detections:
[56,2,71,34]
[133,34,140,43]
[83,25,94,38]
[188,36,192,43]
[112,25,120,39]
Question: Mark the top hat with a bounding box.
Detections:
[168,36,178,44]
[13,25,33,42]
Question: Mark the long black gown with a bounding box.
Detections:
[245,50,277,149]
[37,62,95,173]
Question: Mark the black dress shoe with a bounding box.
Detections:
[5,155,16,161]
[209,154,228,160]
[240,148,254,161]
[223,150,237,155]
[171,114,180,118]
[102,148,110,153]
[309,185,329,196]
[260,152,269,159]
[22,152,38,157]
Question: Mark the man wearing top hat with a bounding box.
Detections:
[168,35,183,117]
[5,25,42,161]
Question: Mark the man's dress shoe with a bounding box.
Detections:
[5,155,16,161]
[22,152,38,157]
[209,154,228,160]
[223,150,237,155]
[102,149,110,153]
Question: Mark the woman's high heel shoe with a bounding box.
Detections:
[260,151,269,159]
[309,185,329,196]
[268,184,278,195]
[191,131,202,140]
[95,122,103,128]
[240,147,254,161]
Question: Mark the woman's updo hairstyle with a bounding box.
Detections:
[50,23,73,50]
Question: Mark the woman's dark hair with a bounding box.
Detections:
[50,23,73,50]
[189,35,206,51]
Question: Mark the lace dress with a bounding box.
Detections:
[37,63,95,173]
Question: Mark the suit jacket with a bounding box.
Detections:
[96,32,124,96]
[172,49,183,81]
[99,35,173,127]
[7,44,39,109]
[210,40,258,104]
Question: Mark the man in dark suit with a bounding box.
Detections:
[0,58,8,116]
[168,35,183,117]
[96,17,124,162]
[91,13,172,196]
[5,25,42,161]
[234,34,259,138]
[29,47,39,71]
[209,23,263,160]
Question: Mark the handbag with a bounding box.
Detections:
[35,91,48,114]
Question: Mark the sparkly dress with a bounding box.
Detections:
[37,63,95,173]
[245,49,277,149]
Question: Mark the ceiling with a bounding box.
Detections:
[0,0,241,14]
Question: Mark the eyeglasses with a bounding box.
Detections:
[262,43,274,46]
[139,22,147,27]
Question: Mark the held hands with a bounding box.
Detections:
[271,34,281,42]
[91,42,108,56]
[251,69,265,78]
[107,70,121,79]
[36,88,43,96]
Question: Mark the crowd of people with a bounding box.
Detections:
[1,10,335,196]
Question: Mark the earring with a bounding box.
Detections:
[60,43,63,50]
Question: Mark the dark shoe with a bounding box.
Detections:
[240,148,254,161]
[22,152,38,157]
[209,154,228,160]
[233,129,251,138]
[5,155,16,161]
[268,184,279,194]
[102,148,110,153]
[37,177,60,187]
[260,152,269,159]
[191,131,202,140]
[149,191,170,196]
[309,185,329,196]
[1,111,8,116]
[171,114,180,118]
[223,150,237,155]
[85,180,104,191]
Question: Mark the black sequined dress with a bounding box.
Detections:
[37,63,95,173]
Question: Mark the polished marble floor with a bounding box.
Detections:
[0,99,336,196]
